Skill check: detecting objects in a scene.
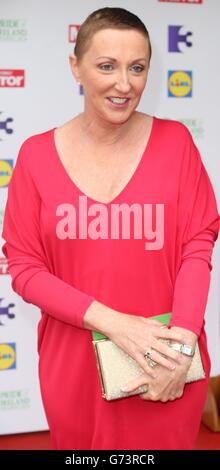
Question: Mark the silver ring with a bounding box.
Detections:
[147,358,157,368]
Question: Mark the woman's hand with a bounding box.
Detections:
[121,353,193,401]
[83,301,194,380]
[106,313,186,379]
[120,325,198,401]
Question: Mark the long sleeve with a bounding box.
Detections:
[1,138,95,329]
[170,132,220,336]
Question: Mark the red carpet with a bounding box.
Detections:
[0,424,220,450]
[0,431,52,450]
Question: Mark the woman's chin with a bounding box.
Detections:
[102,109,135,125]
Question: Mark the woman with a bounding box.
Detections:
[1,7,219,450]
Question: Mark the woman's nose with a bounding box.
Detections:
[115,70,132,93]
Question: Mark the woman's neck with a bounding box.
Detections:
[78,111,139,147]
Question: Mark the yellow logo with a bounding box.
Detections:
[168,71,192,97]
[0,160,13,187]
[0,343,16,370]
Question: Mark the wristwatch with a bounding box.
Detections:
[169,342,195,357]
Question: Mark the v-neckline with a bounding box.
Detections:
[51,115,157,205]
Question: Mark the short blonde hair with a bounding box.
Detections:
[74,7,152,63]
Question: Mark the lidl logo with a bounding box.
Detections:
[168,26,193,52]
[0,159,13,187]
[168,71,192,97]
[0,343,16,370]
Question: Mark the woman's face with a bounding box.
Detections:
[71,28,150,125]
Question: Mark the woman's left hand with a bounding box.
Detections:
[122,353,193,402]
[121,326,197,402]
[142,353,193,402]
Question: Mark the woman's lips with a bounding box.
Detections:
[106,97,130,108]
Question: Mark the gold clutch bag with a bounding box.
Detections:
[92,313,205,401]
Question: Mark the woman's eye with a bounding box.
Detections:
[131,65,144,73]
[98,64,144,73]
[99,64,113,71]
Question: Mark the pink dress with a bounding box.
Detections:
[1,117,219,450]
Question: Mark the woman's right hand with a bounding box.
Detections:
[83,301,184,378]
[106,312,185,378]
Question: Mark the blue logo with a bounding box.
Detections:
[0,113,14,135]
[0,298,15,325]
[0,159,14,187]
[168,26,193,52]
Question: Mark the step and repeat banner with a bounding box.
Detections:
[0,0,219,434]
